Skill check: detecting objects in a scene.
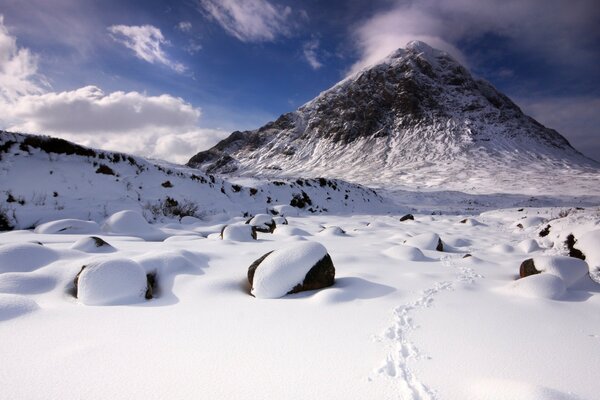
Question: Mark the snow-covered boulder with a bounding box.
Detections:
[273,216,288,225]
[101,210,165,240]
[248,242,335,299]
[459,218,484,226]
[0,243,58,273]
[519,256,589,288]
[75,259,150,306]
[573,229,600,282]
[273,225,311,237]
[0,294,40,321]
[269,205,299,217]
[34,219,100,234]
[317,226,346,237]
[246,214,276,233]
[70,236,116,253]
[404,233,443,251]
[513,216,548,230]
[507,273,566,300]
[517,239,541,253]
[220,224,257,241]
[383,245,428,261]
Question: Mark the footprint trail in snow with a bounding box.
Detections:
[375,255,482,399]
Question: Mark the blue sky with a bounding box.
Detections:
[0,0,598,162]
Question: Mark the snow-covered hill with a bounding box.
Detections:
[187,41,600,196]
[0,131,388,230]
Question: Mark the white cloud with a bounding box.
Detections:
[303,39,322,70]
[350,0,599,74]
[518,96,600,163]
[3,85,229,163]
[177,21,193,32]
[199,0,292,42]
[0,15,47,102]
[108,24,186,73]
[5,85,200,133]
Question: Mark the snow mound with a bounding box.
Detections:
[517,239,541,253]
[459,218,484,227]
[491,243,515,253]
[383,245,429,261]
[180,216,201,225]
[273,226,311,237]
[221,224,257,241]
[0,273,56,294]
[507,273,566,300]
[70,236,116,253]
[76,259,149,306]
[514,216,548,229]
[134,250,198,274]
[576,229,600,279]
[468,378,579,400]
[273,216,288,225]
[246,214,276,233]
[0,293,39,321]
[0,243,58,273]
[270,205,299,217]
[101,210,165,240]
[251,241,332,299]
[404,233,443,251]
[317,226,346,237]
[530,255,589,288]
[34,219,100,234]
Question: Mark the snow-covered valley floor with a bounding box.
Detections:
[1,206,599,400]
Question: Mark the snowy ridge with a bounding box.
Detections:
[188,41,600,196]
[0,131,389,230]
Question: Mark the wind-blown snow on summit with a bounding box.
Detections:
[188,41,599,195]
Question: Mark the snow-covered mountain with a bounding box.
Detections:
[187,41,599,195]
[0,131,387,230]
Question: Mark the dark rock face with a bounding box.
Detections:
[90,236,112,248]
[245,215,276,233]
[436,238,444,252]
[520,258,541,278]
[400,214,415,222]
[247,252,335,296]
[565,234,586,260]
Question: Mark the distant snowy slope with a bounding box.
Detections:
[187,41,600,196]
[0,131,388,230]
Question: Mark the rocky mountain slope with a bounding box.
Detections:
[187,41,599,195]
[0,131,387,230]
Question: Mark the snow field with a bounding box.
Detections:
[0,207,599,399]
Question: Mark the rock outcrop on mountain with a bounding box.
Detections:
[188,41,597,193]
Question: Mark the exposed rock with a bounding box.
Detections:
[245,214,276,233]
[519,258,540,278]
[248,242,335,298]
[399,214,415,222]
[539,224,551,237]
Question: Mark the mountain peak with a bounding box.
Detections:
[187,42,596,194]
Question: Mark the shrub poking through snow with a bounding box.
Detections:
[245,214,276,233]
[399,214,414,222]
[565,234,586,260]
[95,164,115,175]
[220,224,257,241]
[519,256,589,288]
[75,259,150,305]
[248,241,335,298]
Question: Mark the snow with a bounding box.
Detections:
[251,241,329,299]
[0,243,58,273]
[76,258,148,306]
[530,255,589,288]
[221,223,256,241]
[0,208,599,399]
[505,273,567,300]
[577,229,600,280]
[70,236,117,253]
[34,218,100,234]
